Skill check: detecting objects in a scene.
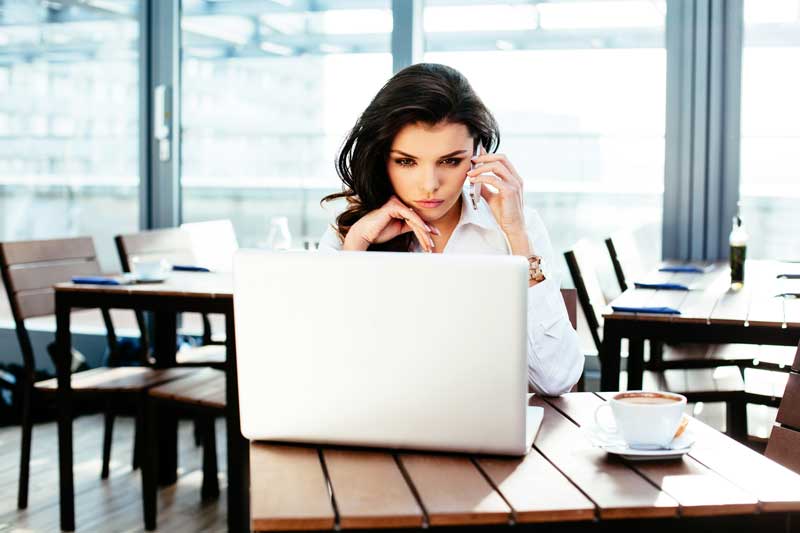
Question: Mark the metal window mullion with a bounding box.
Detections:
[392,0,423,73]
[147,0,181,229]
[138,0,152,231]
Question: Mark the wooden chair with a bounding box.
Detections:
[0,237,196,510]
[765,343,800,474]
[141,368,227,530]
[564,240,747,438]
[115,228,225,365]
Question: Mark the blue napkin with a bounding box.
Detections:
[611,306,681,315]
[172,265,211,272]
[777,273,800,279]
[658,265,712,274]
[634,282,690,291]
[71,276,122,286]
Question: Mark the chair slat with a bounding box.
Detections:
[250,444,335,532]
[323,449,423,529]
[547,394,759,517]
[5,260,101,293]
[477,450,595,523]
[398,454,510,526]
[0,237,95,266]
[793,343,800,373]
[776,373,800,430]
[36,367,196,392]
[765,425,800,475]
[16,289,55,319]
[529,396,678,519]
[116,228,192,259]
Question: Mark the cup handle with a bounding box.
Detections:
[593,403,617,434]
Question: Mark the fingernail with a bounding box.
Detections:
[469,177,476,183]
[425,223,432,232]
[429,238,435,248]
[431,226,441,235]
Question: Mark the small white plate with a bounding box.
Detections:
[124,273,169,284]
[583,423,695,461]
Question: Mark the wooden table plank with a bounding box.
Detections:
[548,393,759,517]
[398,454,511,526]
[322,449,423,529]
[596,392,800,513]
[784,297,800,328]
[250,444,335,532]
[476,450,595,523]
[528,396,679,520]
[745,262,785,326]
[677,268,733,323]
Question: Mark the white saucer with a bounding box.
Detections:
[124,273,169,284]
[583,423,695,461]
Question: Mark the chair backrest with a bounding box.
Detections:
[560,288,577,330]
[115,227,195,273]
[564,240,608,351]
[0,237,101,373]
[766,343,800,474]
[180,219,238,272]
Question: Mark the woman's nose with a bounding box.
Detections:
[420,166,439,193]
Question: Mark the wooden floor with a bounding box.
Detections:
[0,415,227,533]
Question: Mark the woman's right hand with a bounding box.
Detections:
[343,195,439,252]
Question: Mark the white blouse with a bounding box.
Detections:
[318,188,584,396]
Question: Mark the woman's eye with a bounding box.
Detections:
[441,158,463,166]
[396,158,415,167]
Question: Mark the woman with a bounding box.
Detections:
[319,63,582,396]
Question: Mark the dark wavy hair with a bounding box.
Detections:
[321,63,500,251]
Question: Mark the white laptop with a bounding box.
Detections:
[233,250,543,456]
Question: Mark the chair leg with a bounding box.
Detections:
[194,416,203,447]
[101,404,115,479]
[18,383,33,509]
[133,405,144,471]
[726,395,748,442]
[141,396,158,531]
[201,416,220,501]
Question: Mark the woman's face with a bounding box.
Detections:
[387,121,473,223]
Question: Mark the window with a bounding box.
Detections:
[424,0,667,273]
[740,0,800,260]
[0,0,140,270]
[180,0,393,248]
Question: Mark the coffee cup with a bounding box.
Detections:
[594,391,686,450]
[131,257,171,280]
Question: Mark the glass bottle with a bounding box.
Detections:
[266,216,292,251]
[729,214,748,289]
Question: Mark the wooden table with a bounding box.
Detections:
[52,272,248,532]
[249,392,800,532]
[601,260,800,391]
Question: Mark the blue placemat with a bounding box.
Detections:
[634,282,690,291]
[172,265,211,272]
[611,306,681,315]
[71,276,123,286]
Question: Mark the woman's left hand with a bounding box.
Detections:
[467,148,530,254]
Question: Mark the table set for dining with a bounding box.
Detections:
[48,259,800,532]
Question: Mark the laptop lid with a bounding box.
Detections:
[234,250,531,455]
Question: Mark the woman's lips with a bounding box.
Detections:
[416,200,444,208]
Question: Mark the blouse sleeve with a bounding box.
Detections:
[523,209,584,396]
[317,225,344,253]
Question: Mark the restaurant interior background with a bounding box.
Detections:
[0,0,798,373]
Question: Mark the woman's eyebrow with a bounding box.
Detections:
[390,149,469,159]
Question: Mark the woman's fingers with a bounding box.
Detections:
[471,153,522,185]
[390,206,435,252]
[466,161,519,189]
